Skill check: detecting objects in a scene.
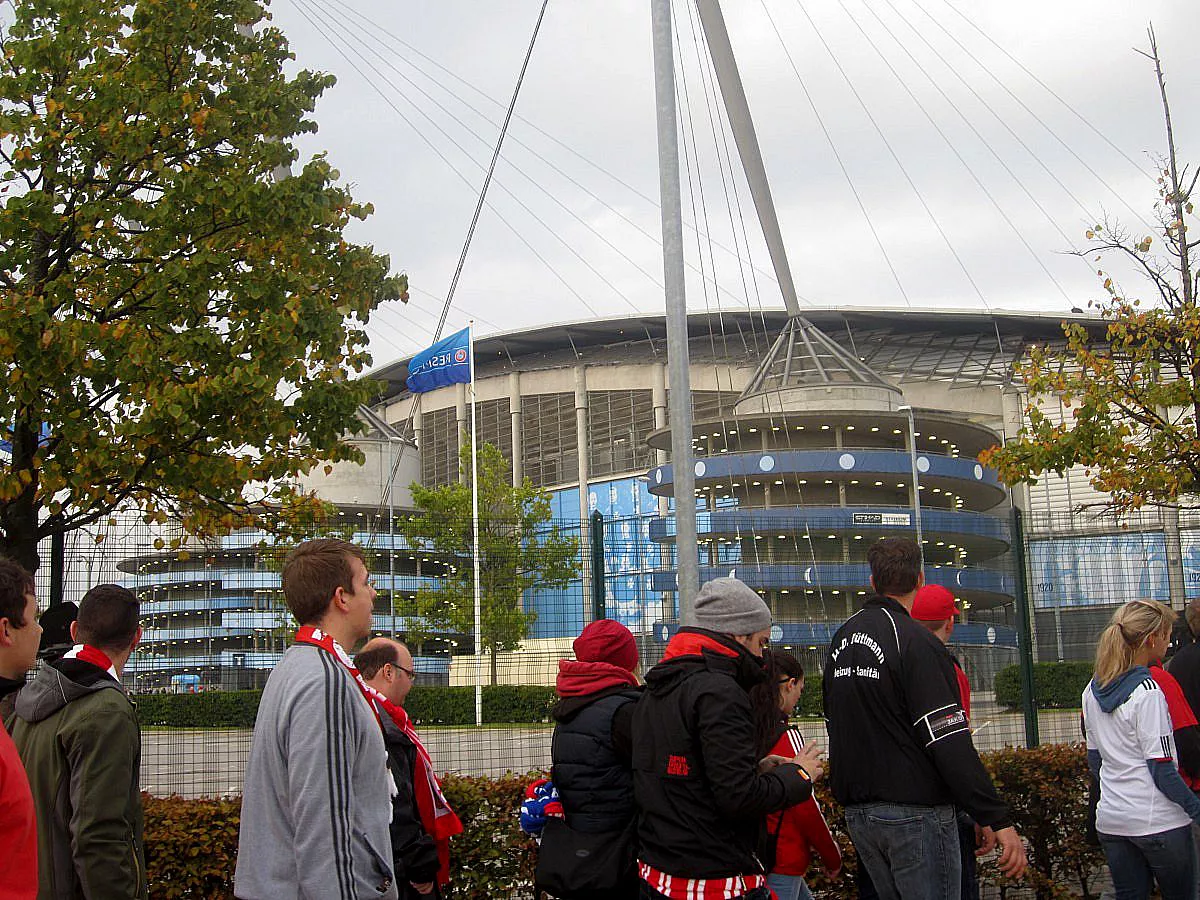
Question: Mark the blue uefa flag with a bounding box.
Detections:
[406,327,472,394]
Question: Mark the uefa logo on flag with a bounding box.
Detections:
[454,348,468,363]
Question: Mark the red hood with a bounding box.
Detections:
[662,630,740,662]
[556,659,639,697]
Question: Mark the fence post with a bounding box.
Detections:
[1011,506,1040,748]
[48,515,65,607]
[590,510,606,620]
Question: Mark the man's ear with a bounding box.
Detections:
[330,586,350,615]
[130,626,142,652]
[868,575,876,593]
[917,571,926,589]
[0,617,13,648]
[70,620,79,643]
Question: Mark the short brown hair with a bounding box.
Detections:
[868,537,922,596]
[354,640,402,679]
[1186,599,1200,639]
[77,584,140,652]
[282,539,367,625]
[0,557,35,628]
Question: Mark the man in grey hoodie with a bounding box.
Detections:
[234,538,398,900]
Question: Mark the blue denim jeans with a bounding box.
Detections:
[1098,826,1197,900]
[765,873,813,900]
[845,803,961,900]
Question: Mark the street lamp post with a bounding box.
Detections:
[898,405,923,560]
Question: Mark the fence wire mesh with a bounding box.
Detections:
[20,502,1200,896]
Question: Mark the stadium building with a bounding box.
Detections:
[123,307,1200,688]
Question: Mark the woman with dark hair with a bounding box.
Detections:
[750,652,842,900]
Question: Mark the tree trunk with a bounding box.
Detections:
[0,419,43,573]
[490,647,498,686]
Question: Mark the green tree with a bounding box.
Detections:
[0,0,407,571]
[402,441,580,684]
[981,35,1200,513]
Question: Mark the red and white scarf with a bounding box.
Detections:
[293,626,381,726]
[364,684,464,885]
[638,862,767,900]
[62,644,120,681]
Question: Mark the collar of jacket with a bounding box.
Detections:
[866,593,913,618]
[0,673,24,700]
[660,627,768,689]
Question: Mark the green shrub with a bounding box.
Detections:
[142,746,1102,899]
[994,661,1094,710]
[143,795,241,899]
[135,691,261,728]
[133,685,557,728]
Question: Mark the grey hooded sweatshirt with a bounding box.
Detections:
[9,656,146,900]
[234,642,399,900]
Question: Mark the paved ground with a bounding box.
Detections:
[140,701,1081,798]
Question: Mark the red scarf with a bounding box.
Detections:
[63,644,118,680]
[293,626,380,726]
[365,686,464,886]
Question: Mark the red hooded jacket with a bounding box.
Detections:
[763,727,841,878]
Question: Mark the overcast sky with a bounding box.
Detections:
[266,0,1200,367]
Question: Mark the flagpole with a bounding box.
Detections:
[468,322,483,728]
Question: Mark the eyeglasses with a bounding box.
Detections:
[392,663,415,679]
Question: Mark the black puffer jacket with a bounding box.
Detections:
[551,686,641,833]
[632,628,814,880]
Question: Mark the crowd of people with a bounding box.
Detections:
[0,534,1198,898]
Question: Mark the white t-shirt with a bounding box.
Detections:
[1083,675,1193,837]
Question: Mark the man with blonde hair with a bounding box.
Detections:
[235,539,398,900]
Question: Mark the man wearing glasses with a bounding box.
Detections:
[357,638,462,899]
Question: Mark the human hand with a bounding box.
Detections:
[758,754,790,773]
[411,881,435,896]
[992,826,1028,880]
[974,823,997,856]
[792,742,826,782]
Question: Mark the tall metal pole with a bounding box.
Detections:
[651,0,699,624]
[1011,507,1040,748]
[898,405,923,559]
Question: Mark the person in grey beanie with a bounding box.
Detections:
[632,577,826,900]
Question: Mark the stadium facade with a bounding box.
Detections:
[124,307,1200,687]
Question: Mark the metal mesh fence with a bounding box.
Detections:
[23,501,1200,896]
[18,504,1168,799]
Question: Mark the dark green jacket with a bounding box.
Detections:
[8,657,146,900]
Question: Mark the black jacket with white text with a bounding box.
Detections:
[822,594,1011,829]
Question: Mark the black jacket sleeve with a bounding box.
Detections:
[387,740,440,886]
[1173,721,1200,783]
[694,677,812,820]
[612,698,635,765]
[903,636,1012,830]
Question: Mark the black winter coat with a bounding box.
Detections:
[632,628,814,880]
[551,685,641,833]
[380,715,440,894]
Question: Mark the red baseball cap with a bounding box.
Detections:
[911,584,960,621]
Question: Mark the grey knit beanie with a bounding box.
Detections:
[694,577,772,635]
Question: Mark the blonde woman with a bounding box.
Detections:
[1083,599,1200,900]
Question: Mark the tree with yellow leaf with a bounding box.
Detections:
[0,0,407,571]
[981,33,1199,513]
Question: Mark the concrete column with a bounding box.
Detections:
[455,383,468,484]
[411,403,423,452]
[575,367,591,608]
[835,427,847,508]
[509,372,523,487]
[1165,504,1187,609]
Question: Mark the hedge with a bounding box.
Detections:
[134,685,557,728]
[994,661,1094,711]
[142,745,1105,899]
